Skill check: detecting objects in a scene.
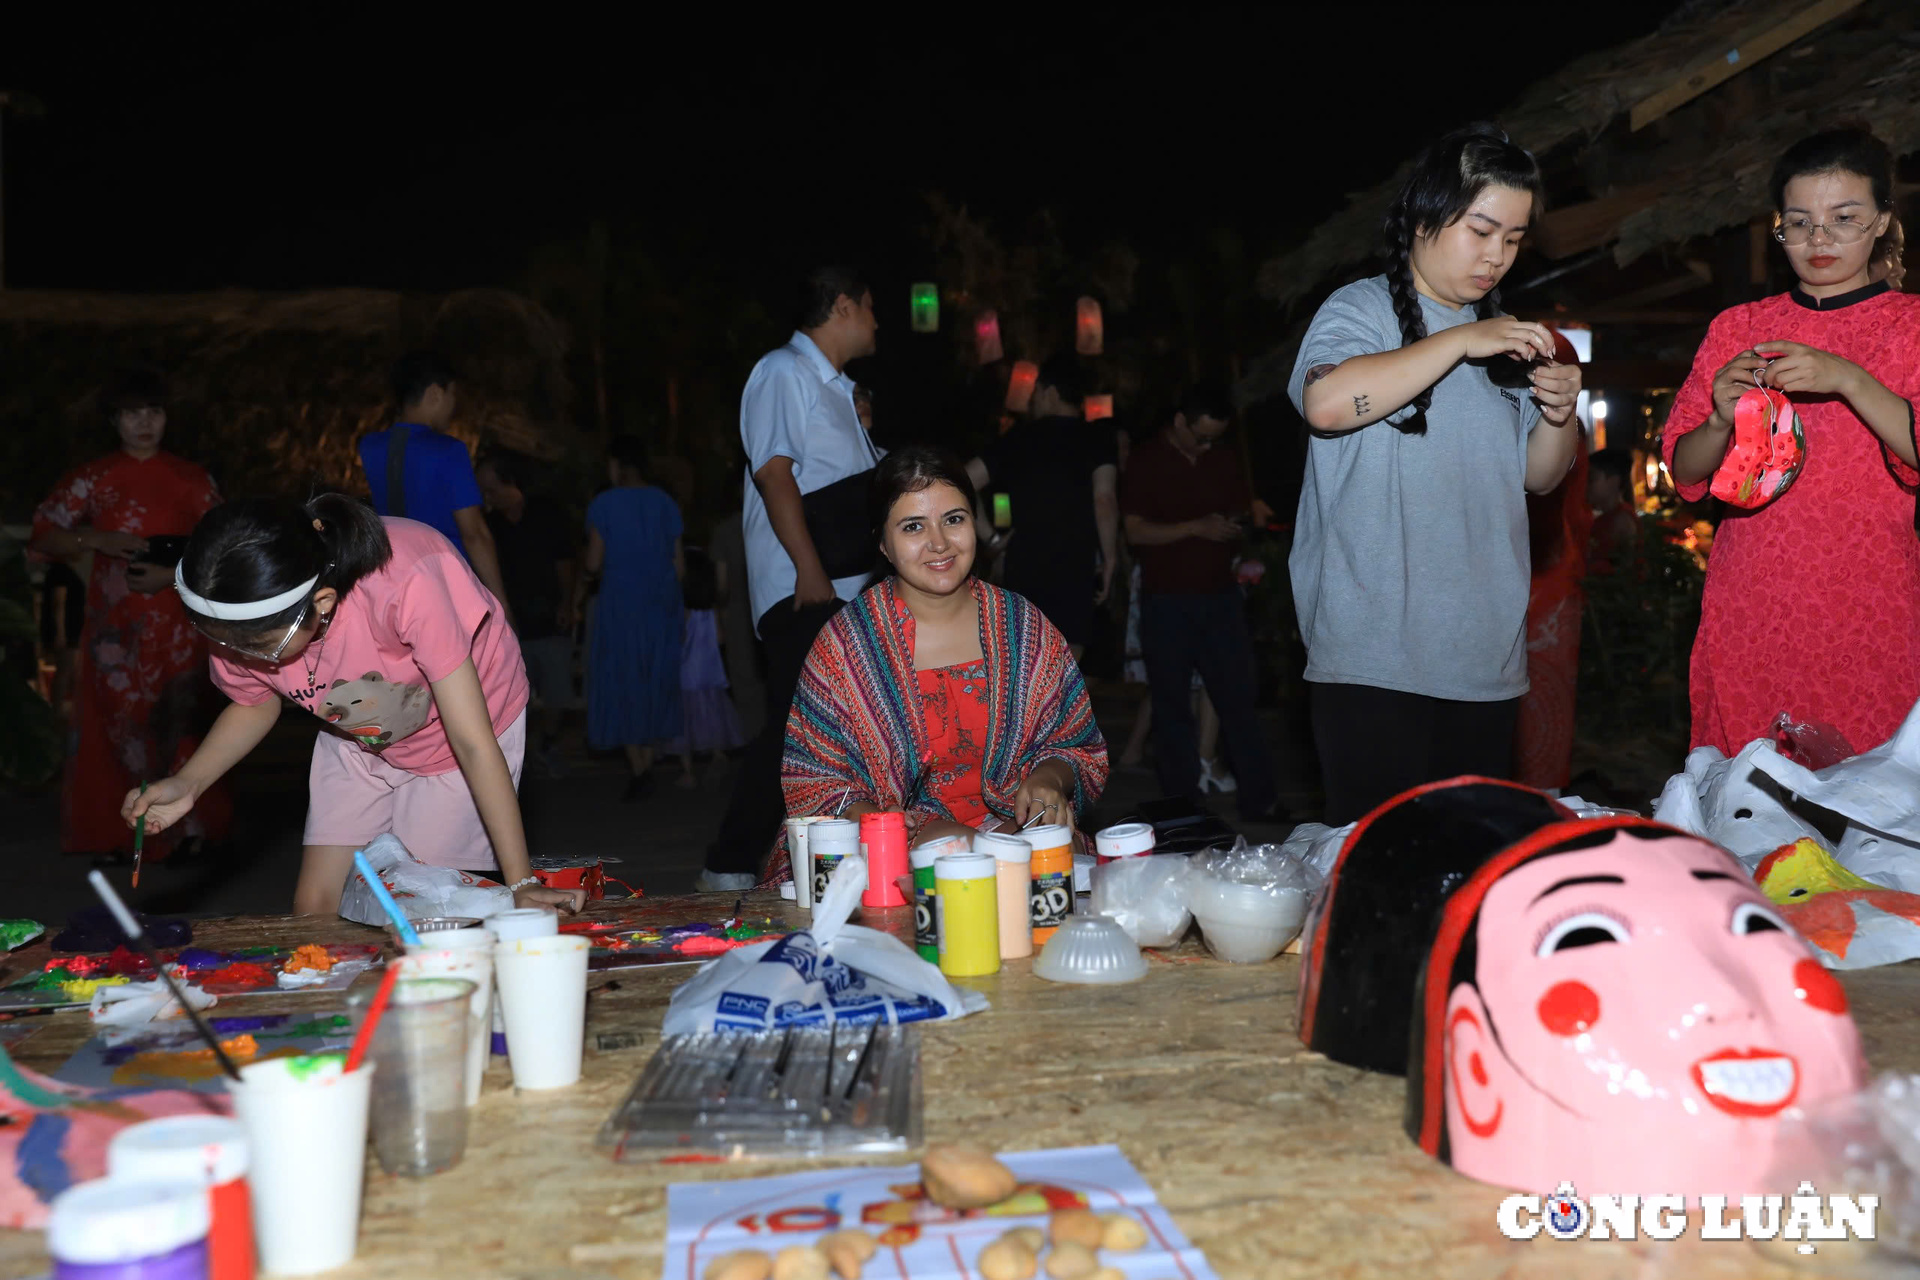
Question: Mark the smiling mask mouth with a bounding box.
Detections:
[1691,1050,1799,1116]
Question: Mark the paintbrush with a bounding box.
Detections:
[87,870,241,1083]
[351,849,420,948]
[903,756,933,812]
[131,781,146,888]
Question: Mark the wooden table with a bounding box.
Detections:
[3,894,1917,1279]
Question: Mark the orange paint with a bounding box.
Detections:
[282,944,335,974]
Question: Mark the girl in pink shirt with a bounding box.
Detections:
[121,494,585,917]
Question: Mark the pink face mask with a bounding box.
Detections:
[1427,830,1864,1197]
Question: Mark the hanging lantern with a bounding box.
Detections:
[974,310,1004,364]
[1005,360,1038,413]
[1083,394,1114,422]
[910,283,940,333]
[1075,297,1104,355]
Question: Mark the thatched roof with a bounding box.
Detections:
[0,287,577,520]
[1256,0,1920,313]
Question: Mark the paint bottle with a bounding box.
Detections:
[806,819,860,912]
[911,836,968,963]
[109,1117,254,1280]
[974,831,1034,960]
[933,852,1000,977]
[48,1178,210,1280]
[1023,824,1075,945]
[859,811,910,908]
[1094,822,1155,866]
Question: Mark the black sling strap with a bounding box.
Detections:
[386,426,410,518]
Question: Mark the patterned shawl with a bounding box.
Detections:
[782,577,1108,838]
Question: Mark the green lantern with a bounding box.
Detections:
[910,283,940,333]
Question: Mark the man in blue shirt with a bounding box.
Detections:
[359,351,512,624]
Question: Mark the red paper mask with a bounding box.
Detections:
[1710,386,1804,509]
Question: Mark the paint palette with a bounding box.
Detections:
[598,1023,922,1160]
[0,944,380,1011]
[578,918,790,972]
[55,1012,356,1091]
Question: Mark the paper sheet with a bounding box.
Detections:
[666,1144,1218,1280]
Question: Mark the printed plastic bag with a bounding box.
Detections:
[336,833,512,926]
[1187,838,1319,964]
[662,855,989,1035]
[1089,856,1192,948]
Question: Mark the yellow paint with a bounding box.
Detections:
[61,976,131,1002]
[1756,837,1880,905]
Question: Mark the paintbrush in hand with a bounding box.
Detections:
[86,870,241,1083]
[131,781,146,888]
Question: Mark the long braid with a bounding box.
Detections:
[1382,201,1431,436]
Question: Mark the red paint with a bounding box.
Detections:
[104,945,153,977]
[200,961,274,989]
[1793,957,1849,1013]
[209,1176,255,1280]
[1537,980,1601,1037]
[1469,1053,1487,1086]
[1447,1006,1502,1138]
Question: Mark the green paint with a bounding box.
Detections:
[285,1051,345,1081]
[0,920,43,950]
[26,967,75,990]
[234,947,279,958]
[270,1015,351,1039]
[0,1044,73,1110]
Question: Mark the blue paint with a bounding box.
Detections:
[17,1112,74,1203]
[207,1015,291,1033]
[172,949,225,971]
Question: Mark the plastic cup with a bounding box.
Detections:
[346,978,475,1176]
[806,819,860,914]
[483,908,557,1056]
[397,938,495,1107]
[492,933,590,1089]
[225,1053,373,1276]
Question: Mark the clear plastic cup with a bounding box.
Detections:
[492,933,590,1089]
[396,941,494,1106]
[1033,914,1149,984]
[346,978,474,1176]
[224,1053,372,1275]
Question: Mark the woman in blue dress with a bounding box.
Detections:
[579,436,684,799]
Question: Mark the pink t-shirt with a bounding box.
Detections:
[210,518,529,776]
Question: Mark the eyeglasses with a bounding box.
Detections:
[1774,215,1877,246]
[205,600,316,663]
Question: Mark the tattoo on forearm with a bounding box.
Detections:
[1305,364,1336,386]
[1353,394,1370,418]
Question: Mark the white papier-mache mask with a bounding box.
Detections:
[1653,741,1825,868]
[1751,699,1920,895]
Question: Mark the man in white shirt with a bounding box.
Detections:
[698,265,881,891]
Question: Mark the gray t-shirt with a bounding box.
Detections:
[1286,276,1541,702]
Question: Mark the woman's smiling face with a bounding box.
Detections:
[881,480,975,597]
[1445,832,1864,1195]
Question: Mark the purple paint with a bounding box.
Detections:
[172,950,225,971]
[206,1015,290,1034]
[54,1238,209,1280]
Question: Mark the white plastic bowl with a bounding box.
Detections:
[1033,915,1148,985]
[1188,877,1308,964]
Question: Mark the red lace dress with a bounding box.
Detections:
[1662,282,1920,755]
[916,660,992,826]
[32,450,232,856]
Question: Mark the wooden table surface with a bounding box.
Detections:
[3,893,1917,1280]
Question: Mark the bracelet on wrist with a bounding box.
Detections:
[508,876,540,891]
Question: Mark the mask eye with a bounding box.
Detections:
[1536,911,1629,957]
[1733,902,1788,935]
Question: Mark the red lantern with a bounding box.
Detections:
[1083,394,1113,422]
[1005,361,1038,413]
[1075,297,1103,355]
[974,310,1004,365]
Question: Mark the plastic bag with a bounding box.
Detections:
[662,854,988,1035]
[1187,838,1319,964]
[1089,856,1192,948]
[336,834,512,927]
[1772,712,1856,771]
[1762,1073,1920,1264]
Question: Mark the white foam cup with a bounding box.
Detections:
[396,937,495,1106]
[224,1053,373,1276]
[482,908,557,1055]
[491,933,590,1090]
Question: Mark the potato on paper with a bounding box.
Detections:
[705,1250,773,1280]
[976,1235,1039,1280]
[921,1142,1018,1209]
[1045,1241,1098,1280]
[1048,1208,1103,1250]
[1100,1213,1148,1251]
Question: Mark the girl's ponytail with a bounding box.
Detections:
[306,493,393,586]
[1382,201,1434,436]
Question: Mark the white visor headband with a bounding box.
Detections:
[174,562,319,622]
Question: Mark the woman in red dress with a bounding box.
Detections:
[1664,128,1920,756]
[30,372,230,860]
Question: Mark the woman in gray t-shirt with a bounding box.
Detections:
[1286,123,1583,825]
